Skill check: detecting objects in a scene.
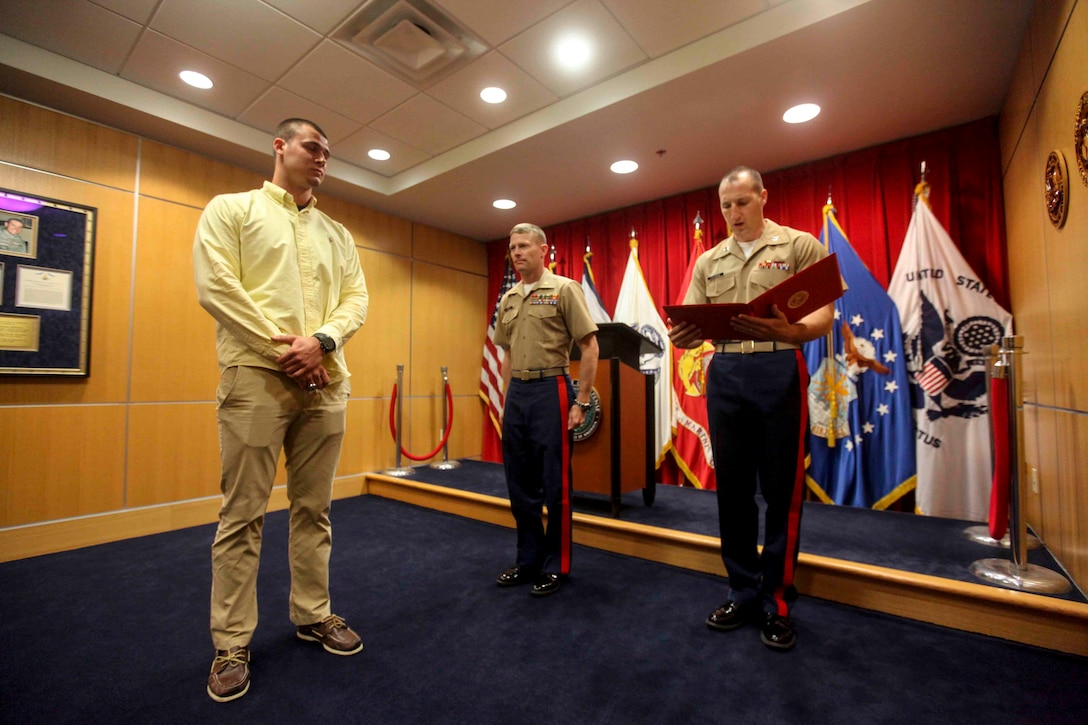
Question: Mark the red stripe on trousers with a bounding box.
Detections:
[773,351,809,615]
[556,377,572,574]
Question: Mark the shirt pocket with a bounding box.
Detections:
[528,304,558,318]
[501,305,520,324]
[706,274,736,301]
[749,267,790,292]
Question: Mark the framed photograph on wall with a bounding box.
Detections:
[0,189,96,376]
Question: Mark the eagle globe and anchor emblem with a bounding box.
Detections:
[571,381,602,442]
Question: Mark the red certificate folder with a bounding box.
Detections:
[664,253,843,341]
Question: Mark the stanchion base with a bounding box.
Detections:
[963,525,1041,550]
[381,466,416,477]
[429,460,461,470]
[969,558,1071,594]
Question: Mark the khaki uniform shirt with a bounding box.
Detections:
[495,269,598,370]
[684,219,827,340]
[193,181,369,382]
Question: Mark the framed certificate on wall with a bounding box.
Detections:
[0,188,96,376]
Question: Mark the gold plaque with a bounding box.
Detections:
[1076,91,1088,187]
[0,313,41,351]
[1045,150,1069,229]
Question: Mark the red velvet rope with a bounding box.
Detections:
[388,382,455,461]
[988,376,1010,540]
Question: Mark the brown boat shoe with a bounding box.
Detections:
[207,646,250,703]
[296,614,363,656]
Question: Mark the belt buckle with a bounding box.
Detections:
[516,370,530,381]
[740,340,756,354]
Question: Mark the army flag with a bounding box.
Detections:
[581,250,612,324]
[614,236,672,467]
[887,189,1012,521]
[479,257,517,462]
[670,224,716,489]
[803,205,916,508]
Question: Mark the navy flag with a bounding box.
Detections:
[803,205,916,509]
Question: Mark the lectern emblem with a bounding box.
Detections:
[572,383,601,442]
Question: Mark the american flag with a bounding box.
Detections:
[917,358,951,396]
[479,258,517,453]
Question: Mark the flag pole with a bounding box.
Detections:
[822,200,837,447]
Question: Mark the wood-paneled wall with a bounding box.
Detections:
[0,96,486,560]
[998,0,1088,588]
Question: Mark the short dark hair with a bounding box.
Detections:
[721,166,764,192]
[275,118,327,143]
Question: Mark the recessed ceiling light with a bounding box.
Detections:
[368,149,391,161]
[555,36,591,70]
[480,87,507,104]
[610,160,638,174]
[783,103,821,124]
[179,70,213,89]
[493,199,516,210]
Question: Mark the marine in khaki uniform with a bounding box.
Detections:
[669,167,833,650]
[494,223,599,597]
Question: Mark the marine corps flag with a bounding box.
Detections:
[670,221,716,489]
[888,187,1012,521]
[479,257,517,462]
[614,234,672,467]
[803,205,915,508]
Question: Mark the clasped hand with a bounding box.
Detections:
[272,334,330,390]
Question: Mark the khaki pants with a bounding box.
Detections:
[210,366,349,649]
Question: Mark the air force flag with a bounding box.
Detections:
[804,206,916,509]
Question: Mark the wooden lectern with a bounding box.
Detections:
[570,323,659,516]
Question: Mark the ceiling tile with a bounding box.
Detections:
[119,31,270,118]
[279,41,418,125]
[263,0,365,35]
[601,0,766,58]
[498,0,648,97]
[425,51,559,130]
[370,94,487,156]
[0,0,142,74]
[150,0,321,82]
[433,0,575,46]
[336,127,432,176]
[91,0,159,23]
[237,86,362,145]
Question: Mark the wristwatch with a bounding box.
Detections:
[574,400,592,412]
[313,332,336,354]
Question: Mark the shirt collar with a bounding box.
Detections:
[261,180,317,211]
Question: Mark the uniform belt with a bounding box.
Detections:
[714,341,799,354]
[512,366,569,381]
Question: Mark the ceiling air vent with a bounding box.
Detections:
[341,0,486,86]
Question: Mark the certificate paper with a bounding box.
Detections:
[15,265,73,311]
[664,253,843,341]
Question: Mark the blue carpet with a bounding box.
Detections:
[1,495,1085,724]
[404,460,1085,602]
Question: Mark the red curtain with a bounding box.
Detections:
[483,117,1009,473]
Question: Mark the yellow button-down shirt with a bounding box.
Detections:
[193,181,369,381]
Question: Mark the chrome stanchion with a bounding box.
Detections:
[970,336,1069,593]
[964,342,1040,549]
[430,366,460,470]
[382,364,416,477]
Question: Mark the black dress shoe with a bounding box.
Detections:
[760,612,796,650]
[706,601,750,631]
[496,565,536,587]
[530,572,563,597]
